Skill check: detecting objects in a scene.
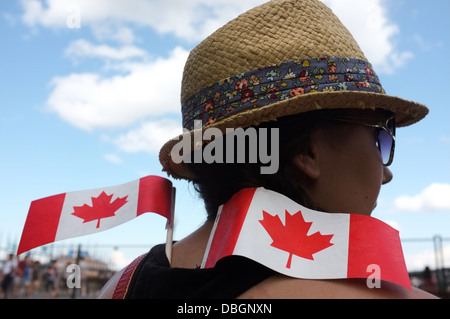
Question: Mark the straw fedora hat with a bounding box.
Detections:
[159,0,428,180]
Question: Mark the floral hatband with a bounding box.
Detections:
[182,57,385,130]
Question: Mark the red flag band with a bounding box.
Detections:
[18,175,174,255]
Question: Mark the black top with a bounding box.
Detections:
[125,244,275,299]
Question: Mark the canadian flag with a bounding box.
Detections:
[18,175,174,255]
[202,187,411,290]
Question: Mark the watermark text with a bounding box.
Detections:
[366,263,381,288]
[66,264,81,289]
[66,5,81,29]
[171,120,279,174]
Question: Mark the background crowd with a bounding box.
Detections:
[0,252,114,299]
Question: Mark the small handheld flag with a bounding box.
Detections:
[18,175,174,255]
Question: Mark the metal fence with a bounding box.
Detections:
[1,236,449,298]
[402,235,449,298]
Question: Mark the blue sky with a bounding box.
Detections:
[1,0,449,269]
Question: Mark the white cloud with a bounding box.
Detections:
[92,25,137,44]
[65,39,147,60]
[322,0,413,74]
[20,0,266,42]
[112,118,182,154]
[46,46,189,131]
[23,0,417,156]
[394,183,450,212]
[22,0,412,74]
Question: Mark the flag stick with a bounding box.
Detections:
[165,187,176,266]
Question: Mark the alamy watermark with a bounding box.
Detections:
[366,263,381,288]
[66,264,81,289]
[66,5,81,29]
[170,120,280,174]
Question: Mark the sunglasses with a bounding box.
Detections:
[334,115,396,166]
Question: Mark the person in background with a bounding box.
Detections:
[1,254,17,299]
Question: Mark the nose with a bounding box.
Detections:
[382,166,393,185]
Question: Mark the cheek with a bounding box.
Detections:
[350,145,385,213]
[337,129,384,214]
[356,165,383,200]
[339,164,381,206]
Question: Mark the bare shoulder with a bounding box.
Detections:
[97,267,125,299]
[238,275,439,299]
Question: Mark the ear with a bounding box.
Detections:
[290,145,321,180]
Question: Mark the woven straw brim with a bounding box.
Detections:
[159,90,428,180]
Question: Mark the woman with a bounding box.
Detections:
[99,0,436,298]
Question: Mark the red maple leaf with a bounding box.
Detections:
[259,210,334,268]
[72,191,128,228]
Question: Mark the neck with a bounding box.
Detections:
[171,220,215,269]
